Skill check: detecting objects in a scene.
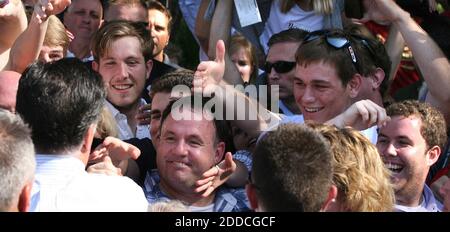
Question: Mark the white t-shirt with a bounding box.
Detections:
[259,0,324,54]
[105,99,151,140]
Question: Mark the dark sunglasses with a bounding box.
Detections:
[303,30,366,73]
[263,61,296,74]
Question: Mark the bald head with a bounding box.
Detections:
[0,71,21,113]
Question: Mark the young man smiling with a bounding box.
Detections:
[376,100,446,212]
[92,20,153,140]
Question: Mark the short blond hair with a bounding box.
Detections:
[44,15,70,55]
[308,123,395,212]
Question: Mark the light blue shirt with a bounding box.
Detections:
[395,185,443,212]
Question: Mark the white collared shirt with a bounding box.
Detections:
[30,154,149,212]
[105,99,150,140]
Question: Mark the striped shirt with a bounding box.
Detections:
[143,170,251,212]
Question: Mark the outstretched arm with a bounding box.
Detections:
[364,0,450,123]
[88,136,141,176]
[327,99,389,130]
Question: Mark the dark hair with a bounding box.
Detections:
[296,29,389,87]
[150,69,194,98]
[344,24,392,96]
[159,95,228,144]
[386,100,447,150]
[252,123,333,211]
[268,28,308,47]
[16,58,106,153]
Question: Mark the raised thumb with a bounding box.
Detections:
[215,40,226,64]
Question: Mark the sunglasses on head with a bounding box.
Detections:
[263,61,296,74]
[303,30,366,74]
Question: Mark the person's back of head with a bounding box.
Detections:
[308,123,395,212]
[16,58,106,154]
[249,123,334,212]
[0,109,35,212]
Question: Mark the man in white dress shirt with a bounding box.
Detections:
[16,58,149,211]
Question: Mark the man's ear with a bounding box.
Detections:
[18,180,33,212]
[370,67,385,90]
[92,60,99,72]
[80,124,97,165]
[426,145,441,167]
[214,141,225,164]
[145,59,153,80]
[246,183,259,211]
[321,185,338,212]
[347,73,362,98]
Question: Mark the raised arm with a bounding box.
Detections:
[364,0,450,123]
[194,0,212,54]
[0,0,27,70]
[205,0,243,85]
[4,0,71,73]
[194,40,279,138]
[383,25,405,97]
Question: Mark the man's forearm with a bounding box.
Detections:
[213,81,280,138]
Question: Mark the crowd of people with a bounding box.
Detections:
[0,0,449,212]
